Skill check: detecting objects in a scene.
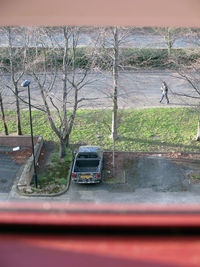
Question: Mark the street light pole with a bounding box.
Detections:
[21,80,38,188]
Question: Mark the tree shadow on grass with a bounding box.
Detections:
[118,136,200,151]
[168,102,198,108]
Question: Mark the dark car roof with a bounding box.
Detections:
[78,146,103,153]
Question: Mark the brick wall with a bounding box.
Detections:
[0,136,38,147]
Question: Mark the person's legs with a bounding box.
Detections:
[165,93,169,104]
[159,93,164,103]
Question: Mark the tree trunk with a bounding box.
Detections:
[65,134,69,148]
[111,104,117,140]
[196,119,200,141]
[15,87,22,135]
[166,28,172,57]
[8,27,22,136]
[59,139,67,158]
[112,135,116,175]
[0,93,9,135]
[111,26,119,141]
[62,26,69,135]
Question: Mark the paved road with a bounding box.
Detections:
[1,70,198,110]
[0,31,197,48]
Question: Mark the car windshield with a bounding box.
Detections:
[78,153,98,158]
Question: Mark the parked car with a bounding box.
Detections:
[71,146,103,184]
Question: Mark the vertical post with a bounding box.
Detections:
[111,26,118,141]
[112,135,115,174]
[27,84,38,188]
[197,118,200,141]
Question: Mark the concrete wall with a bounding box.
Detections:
[17,136,44,187]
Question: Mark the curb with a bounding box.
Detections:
[16,161,73,198]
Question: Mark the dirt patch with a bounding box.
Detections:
[0,146,46,167]
[156,152,200,160]
[37,141,55,169]
[0,148,32,164]
[103,152,126,184]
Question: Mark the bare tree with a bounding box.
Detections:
[29,26,98,158]
[0,27,28,135]
[96,26,132,170]
[180,28,200,47]
[0,91,8,135]
[171,49,200,140]
[110,26,119,143]
[154,27,184,57]
[99,27,132,140]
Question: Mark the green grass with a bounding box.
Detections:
[191,174,200,180]
[29,147,73,194]
[1,107,200,152]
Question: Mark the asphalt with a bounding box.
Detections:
[2,70,199,110]
[125,156,189,192]
[55,156,200,204]
[0,154,22,193]
[4,154,200,204]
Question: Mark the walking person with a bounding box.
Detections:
[159,81,169,104]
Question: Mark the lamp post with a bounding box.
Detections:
[21,80,38,188]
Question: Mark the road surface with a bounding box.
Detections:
[0,31,197,48]
[1,70,199,110]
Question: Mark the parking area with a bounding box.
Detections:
[58,155,200,204]
[2,152,200,204]
[0,153,22,193]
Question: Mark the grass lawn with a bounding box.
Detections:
[36,148,72,193]
[1,107,200,152]
[22,147,73,194]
